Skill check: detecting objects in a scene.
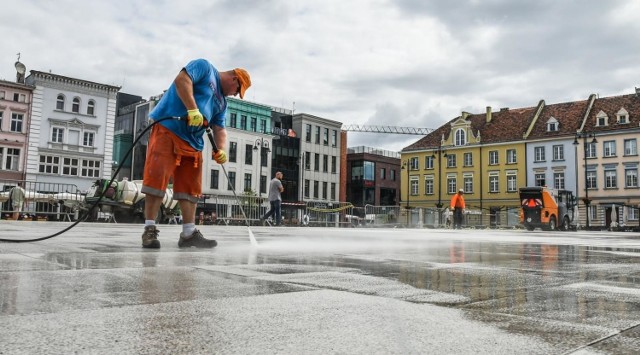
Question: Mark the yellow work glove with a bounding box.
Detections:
[213,150,227,164]
[187,108,204,127]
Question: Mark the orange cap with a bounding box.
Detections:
[233,68,251,99]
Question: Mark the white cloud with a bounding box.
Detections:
[1,0,639,152]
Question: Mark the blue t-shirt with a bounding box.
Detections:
[149,59,227,151]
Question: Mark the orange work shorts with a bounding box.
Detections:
[142,124,202,203]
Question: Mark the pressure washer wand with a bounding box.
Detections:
[202,120,258,247]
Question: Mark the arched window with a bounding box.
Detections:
[87,100,95,115]
[56,94,65,110]
[72,97,81,113]
[454,128,467,146]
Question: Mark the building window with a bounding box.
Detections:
[244,173,252,192]
[62,158,79,176]
[11,113,23,132]
[83,132,95,147]
[56,94,65,110]
[507,174,517,192]
[547,118,558,131]
[13,93,26,102]
[446,154,456,168]
[0,90,4,99]
[552,145,564,161]
[87,100,95,115]
[331,183,336,200]
[425,176,434,195]
[314,153,319,171]
[454,129,466,146]
[260,119,266,133]
[39,155,60,174]
[304,179,310,198]
[322,182,328,199]
[447,177,457,194]
[5,148,20,170]
[463,152,472,167]
[250,117,257,132]
[245,144,253,165]
[210,169,219,189]
[323,154,328,172]
[425,156,434,169]
[489,151,498,165]
[230,113,237,128]
[554,172,565,189]
[586,170,597,189]
[323,128,329,145]
[597,113,608,126]
[603,141,616,157]
[0,111,3,127]
[52,127,64,143]
[331,156,336,173]
[305,124,311,142]
[229,142,237,162]
[313,180,319,198]
[81,159,101,177]
[381,168,386,180]
[315,126,320,144]
[535,173,545,187]
[507,149,517,164]
[586,142,597,158]
[331,130,337,147]
[464,175,473,193]
[625,168,638,188]
[605,169,617,188]
[624,139,637,156]
[304,151,311,170]
[409,157,418,170]
[410,177,419,195]
[240,115,247,130]
[72,97,80,113]
[534,146,545,162]
[227,171,236,191]
[489,173,499,193]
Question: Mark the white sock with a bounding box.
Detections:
[145,220,156,227]
[182,223,196,237]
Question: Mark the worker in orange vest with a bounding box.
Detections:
[450,188,466,229]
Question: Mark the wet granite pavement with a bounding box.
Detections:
[1,222,640,354]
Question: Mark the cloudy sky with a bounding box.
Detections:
[2,0,639,151]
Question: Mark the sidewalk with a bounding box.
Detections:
[2,222,639,354]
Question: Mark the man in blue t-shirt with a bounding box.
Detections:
[140,59,251,249]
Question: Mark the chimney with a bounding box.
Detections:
[461,111,470,120]
[486,106,492,123]
[636,87,639,96]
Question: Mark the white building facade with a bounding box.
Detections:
[25,71,120,191]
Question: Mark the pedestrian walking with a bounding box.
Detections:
[260,171,284,226]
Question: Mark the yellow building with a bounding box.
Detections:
[402,106,538,227]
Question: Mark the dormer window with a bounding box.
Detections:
[454,128,467,146]
[617,108,629,124]
[546,117,559,132]
[596,111,608,126]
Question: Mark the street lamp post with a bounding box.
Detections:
[298,153,306,202]
[401,160,411,225]
[432,144,446,226]
[253,138,270,197]
[573,131,597,228]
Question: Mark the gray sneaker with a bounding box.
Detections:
[142,225,161,249]
[178,229,217,248]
